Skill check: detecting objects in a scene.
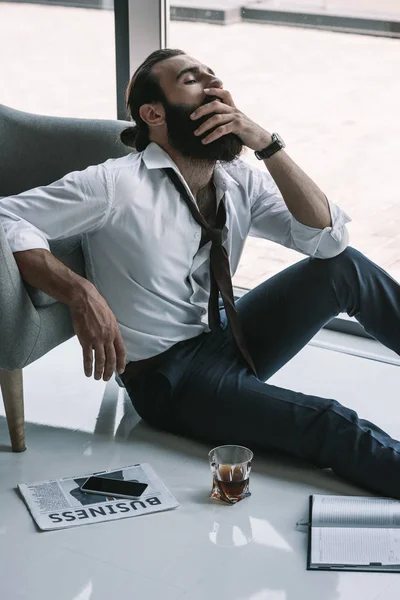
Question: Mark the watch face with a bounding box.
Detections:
[273,133,285,146]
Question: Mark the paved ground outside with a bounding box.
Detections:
[1,2,399,288]
[245,0,400,19]
[266,0,400,19]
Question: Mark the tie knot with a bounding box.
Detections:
[208,228,223,246]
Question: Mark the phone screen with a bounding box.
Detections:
[81,476,148,497]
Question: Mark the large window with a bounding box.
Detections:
[0,1,116,119]
[169,3,400,290]
[2,0,399,294]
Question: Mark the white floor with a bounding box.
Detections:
[1,331,400,600]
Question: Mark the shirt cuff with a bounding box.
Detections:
[290,197,351,257]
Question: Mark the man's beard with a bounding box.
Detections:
[163,96,244,162]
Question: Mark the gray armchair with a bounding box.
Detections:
[0,104,132,451]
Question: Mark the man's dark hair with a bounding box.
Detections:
[120,48,185,152]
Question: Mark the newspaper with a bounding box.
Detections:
[18,463,180,531]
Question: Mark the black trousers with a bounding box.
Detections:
[121,247,400,499]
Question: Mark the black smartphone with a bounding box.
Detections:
[80,476,148,499]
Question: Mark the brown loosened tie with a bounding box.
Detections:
[164,168,257,377]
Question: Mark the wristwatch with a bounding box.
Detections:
[254,132,285,160]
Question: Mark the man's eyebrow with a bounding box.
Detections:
[176,66,215,80]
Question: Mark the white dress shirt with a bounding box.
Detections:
[0,142,351,361]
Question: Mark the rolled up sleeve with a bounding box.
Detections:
[250,168,351,259]
[0,163,112,253]
[290,196,351,258]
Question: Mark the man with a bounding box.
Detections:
[1,49,400,499]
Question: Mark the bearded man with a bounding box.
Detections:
[2,49,400,499]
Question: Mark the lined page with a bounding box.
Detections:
[312,495,400,528]
[311,527,400,566]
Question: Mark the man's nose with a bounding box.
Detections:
[207,75,223,89]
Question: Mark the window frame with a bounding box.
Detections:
[114,0,169,121]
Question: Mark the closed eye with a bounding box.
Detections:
[184,79,197,85]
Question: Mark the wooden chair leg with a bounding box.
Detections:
[0,368,26,452]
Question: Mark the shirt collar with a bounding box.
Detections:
[142,142,179,172]
[142,142,240,196]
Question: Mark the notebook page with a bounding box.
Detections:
[312,495,400,528]
[311,527,400,566]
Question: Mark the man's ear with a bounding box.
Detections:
[139,103,165,127]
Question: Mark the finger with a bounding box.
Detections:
[114,334,127,375]
[190,100,231,121]
[202,123,235,145]
[204,87,236,108]
[83,345,94,378]
[103,342,116,381]
[194,114,233,137]
[93,343,106,381]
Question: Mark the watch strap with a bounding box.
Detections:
[254,133,285,160]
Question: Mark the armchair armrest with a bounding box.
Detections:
[0,220,41,369]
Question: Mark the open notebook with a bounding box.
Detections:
[308,494,400,572]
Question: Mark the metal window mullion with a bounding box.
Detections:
[114,0,169,121]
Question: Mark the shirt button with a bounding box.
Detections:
[194,232,201,240]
